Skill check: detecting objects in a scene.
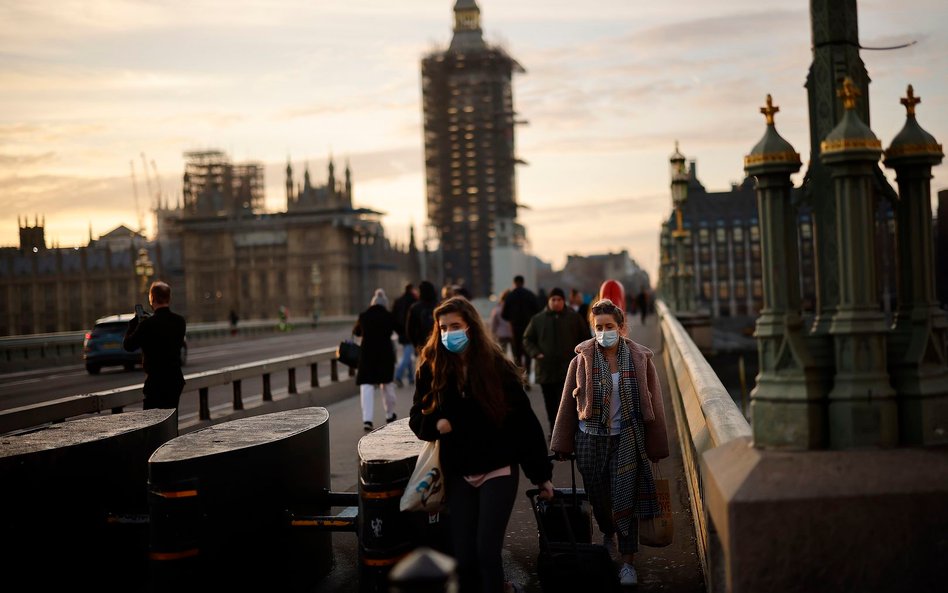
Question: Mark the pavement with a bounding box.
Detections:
[313,315,706,593]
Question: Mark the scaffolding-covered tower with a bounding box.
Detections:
[421,0,525,298]
[182,150,265,217]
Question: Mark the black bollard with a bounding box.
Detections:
[388,546,458,593]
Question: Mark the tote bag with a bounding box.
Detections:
[336,338,361,368]
[639,463,673,547]
[399,440,446,513]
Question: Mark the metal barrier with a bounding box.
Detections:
[0,346,352,435]
[0,315,356,370]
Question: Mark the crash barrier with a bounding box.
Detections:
[0,346,354,436]
[0,315,356,372]
[0,408,177,589]
[148,407,338,589]
[356,419,451,593]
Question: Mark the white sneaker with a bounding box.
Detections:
[619,563,638,586]
[602,533,619,562]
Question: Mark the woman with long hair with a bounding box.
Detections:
[550,298,669,587]
[409,297,554,593]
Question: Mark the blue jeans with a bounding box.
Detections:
[395,342,414,383]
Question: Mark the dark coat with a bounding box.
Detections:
[123,307,186,409]
[392,291,417,345]
[523,307,590,385]
[502,286,540,331]
[409,362,553,486]
[353,304,396,385]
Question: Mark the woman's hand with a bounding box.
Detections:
[436,418,453,434]
[537,480,555,501]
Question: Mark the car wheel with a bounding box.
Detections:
[86,364,101,375]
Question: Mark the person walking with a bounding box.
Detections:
[123,281,187,411]
[228,309,239,336]
[353,288,398,431]
[569,288,589,321]
[523,287,590,432]
[550,298,670,587]
[635,290,649,325]
[489,290,514,358]
[407,280,439,356]
[501,275,540,388]
[409,297,554,593]
[392,283,418,388]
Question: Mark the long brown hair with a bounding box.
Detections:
[417,297,522,426]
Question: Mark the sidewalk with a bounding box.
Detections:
[314,315,705,592]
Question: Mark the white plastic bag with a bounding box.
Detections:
[399,440,446,513]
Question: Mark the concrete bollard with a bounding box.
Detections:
[147,407,332,590]
[388,546,458,593]
[357,419,451,593]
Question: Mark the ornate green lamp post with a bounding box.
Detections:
[669,142,693,313]
[744,95,828,449]
[882,85,948,445]
[820,77,897,448]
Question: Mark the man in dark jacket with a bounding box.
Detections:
[407,280,439,354]
[123,281,187,411]
[391,283,418,388]
[523,287,590,431]
[501,275,541,387]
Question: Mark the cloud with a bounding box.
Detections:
[0,152,58,167]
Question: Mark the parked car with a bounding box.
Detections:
[82,313,188,375]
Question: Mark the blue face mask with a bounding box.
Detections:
[595,329,619,348]
[441,328,470,353]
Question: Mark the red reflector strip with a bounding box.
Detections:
[149,548,200,561]
[153,489,198,499]
[361,489,403,500]
[362,554,406,567]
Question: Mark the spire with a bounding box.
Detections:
[304,162,312,190]
[345,159,352,199]
[285,156,294,202]
[328,156,336,197]
[449,0,486,52]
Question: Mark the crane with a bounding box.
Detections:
[150,159,163,209]
[140,153,155,212]
[129,160,144,233]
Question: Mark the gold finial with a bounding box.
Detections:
[838,77,861,110]
[900,84,920,117]
[760,94,779,125]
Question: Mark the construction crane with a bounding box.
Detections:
[129,160,145,234]
[150,159,163,209]
[140,153,155,211]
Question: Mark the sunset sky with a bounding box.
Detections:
[2,0,946,284]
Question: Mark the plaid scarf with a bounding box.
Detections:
[589,340,660,534]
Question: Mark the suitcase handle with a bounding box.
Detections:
[548,453,579,510]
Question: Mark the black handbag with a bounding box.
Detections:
[336,339,361,367]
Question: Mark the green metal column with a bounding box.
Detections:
[882,85,948,445]
[820,78,897,448]
[744,95,829,449]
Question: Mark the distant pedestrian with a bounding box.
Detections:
[523,287,590,432]
[489,289,514,358]
[123,281,187,411]
[407,280,440,356]
[229,309,239,336]
[392,283,418,388]
[501,275,541,388]
[635,290,649,325]
[409,297,554,593]
[569,288,589,321]
[550,298,669,587]
[353,288,397,431]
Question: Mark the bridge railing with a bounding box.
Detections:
[657,299,750,591]
[0,346,355,436]
[0,315,356,371]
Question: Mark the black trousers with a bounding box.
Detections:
[447,466,520,593]
[510,326,531,379]
[540,382,563,433]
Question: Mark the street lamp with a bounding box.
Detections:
[669,142,693,312]
[134,248,154,301]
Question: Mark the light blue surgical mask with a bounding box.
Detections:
[441,329,470,353]
[595,329,619,348]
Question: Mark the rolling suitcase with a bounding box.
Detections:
[526,488,620,593]
[532,454,592,545]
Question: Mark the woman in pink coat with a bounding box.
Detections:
[550,298,669,587]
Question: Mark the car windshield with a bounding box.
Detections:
[92,323,128,337]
